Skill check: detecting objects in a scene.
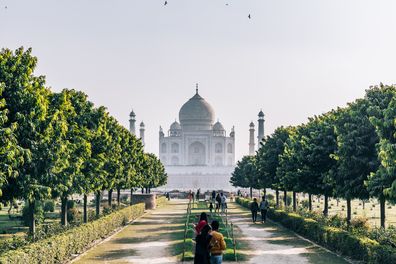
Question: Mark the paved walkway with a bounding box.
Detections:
[227,202,350,264]
[73,200,187,264]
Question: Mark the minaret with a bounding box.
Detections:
[129,110,136,135]
[257,110,265,149]
[139,121,145,146]
[159,126,164,139]
[249,122,255,155]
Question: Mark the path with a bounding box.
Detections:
[227,202,350,264]
[73,200,187,264]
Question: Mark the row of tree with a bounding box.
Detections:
[231,84,396,228]
[0,47,167,235]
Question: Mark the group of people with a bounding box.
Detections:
[193,212,226,264]
[209,191,227,214]
[249,196,269,223]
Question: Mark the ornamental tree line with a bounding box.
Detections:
[231,84,396,228]
[0,47,167,235]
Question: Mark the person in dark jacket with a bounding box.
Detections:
[250,198,259,223]
[194,224,212,264]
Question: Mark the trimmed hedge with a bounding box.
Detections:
[0,203,145,264]
[235,197,396,263]
[156,196,168,208]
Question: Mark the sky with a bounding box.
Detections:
[1,0,396,161]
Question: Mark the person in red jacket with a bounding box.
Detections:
[193,212,208,235]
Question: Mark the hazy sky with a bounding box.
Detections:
[1,0,396,160]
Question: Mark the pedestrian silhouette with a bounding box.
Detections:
[248,14,251,19]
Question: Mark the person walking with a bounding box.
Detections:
[194,224,212,264]
[220,193,227,213]
[215,193,221,213]
[209,220,226,264]
[211,190,216,202]
[209,202,214,214]
[260,196,269,223]
[250,198,259,223]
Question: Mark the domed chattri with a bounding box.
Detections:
[179,85,215,130]
[170,120,181,130]
[213,120,225,131]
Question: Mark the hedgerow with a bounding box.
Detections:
[235,197,396,263]
[0,203,145,264]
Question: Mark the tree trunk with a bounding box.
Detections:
[362,200,365,210]
[141,188,144,194]
[337,199,339,207]
[117,188,121,206]
[61,196,68,226]
[108,189,113,206]
[275,189,279,208]
[95,191,101,216]
[323,195,329,216]
[346,198,351,226]
[29,200,36,238]
[263,188,267,198]
[293,191,297,211]
[250,187,253,199]
[130,189,134,205]
[83,194,88,223]
[380,196,386,228]
[308,194,312,211]
[283,190,287,207]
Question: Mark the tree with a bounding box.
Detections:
[333,100,379,224]
[365,84,396,227]
[231,155,259,198]
[0,47,52,235]
[257,126,291,207]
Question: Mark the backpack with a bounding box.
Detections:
[260,200,269,210]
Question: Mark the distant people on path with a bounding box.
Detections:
[196,189,200,201]
[192,191,195,203]
[212,190,216,202]
[215,193,221,213]
[260,196,269,223]
[188,190,193,202]
[220,193,227,213]
[209,220,226,264]
[250,198,259,223]
[193,212,208,235]
[194,224,212,264]
[166,192,170,201]
[209,202,214,214]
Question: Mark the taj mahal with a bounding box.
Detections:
[129,85,264,191]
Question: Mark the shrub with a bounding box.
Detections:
[0,203,145,264]
[43,200,55,213]
[67,200,76,209]
[22,201,44,226]
[266,194,275,201]
[350,216,370,232]
[67,208,82,224]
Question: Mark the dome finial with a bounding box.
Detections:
[196,83,198,94]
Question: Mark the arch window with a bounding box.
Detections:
[227,143,233,153]
[171,143,179,153]
[215,143,223,153]
[171,156,179,165]
[161,143,167,153]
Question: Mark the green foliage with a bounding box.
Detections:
[230,155,259,189]
[22,202,44,226]
[0,203,145,263]
[43,200,55,213]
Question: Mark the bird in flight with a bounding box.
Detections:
[164,1,167,5]
[248,14,251,19]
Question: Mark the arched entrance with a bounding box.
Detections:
[188,141,206,165]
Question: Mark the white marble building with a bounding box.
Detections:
[158,87,235,191]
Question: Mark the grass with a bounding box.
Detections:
[173,200,249,262]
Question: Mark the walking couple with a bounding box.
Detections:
[194,214,226,264]
[250,196,269,223]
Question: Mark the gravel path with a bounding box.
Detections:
[72,200,187,264]
[227,202,350,264]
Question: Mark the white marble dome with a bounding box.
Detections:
[179,91,215,127]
